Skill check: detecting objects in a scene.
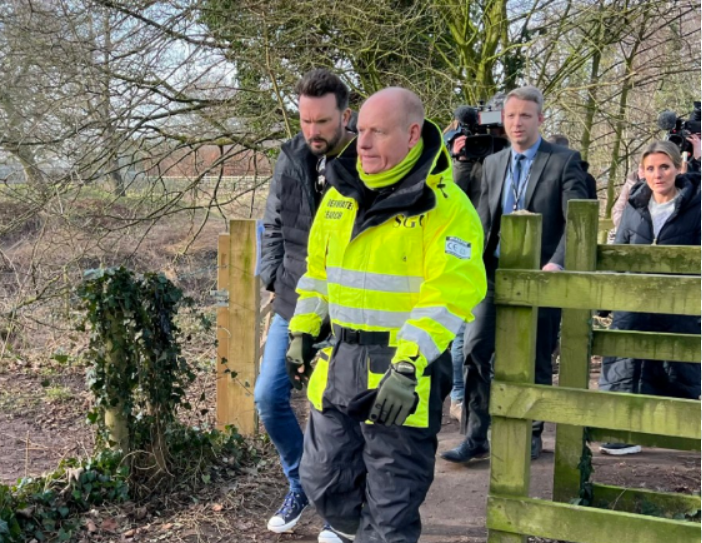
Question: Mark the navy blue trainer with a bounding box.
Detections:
[267,490,308,533]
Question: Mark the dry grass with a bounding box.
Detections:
[0,187,300,542]
[0,186,268,476]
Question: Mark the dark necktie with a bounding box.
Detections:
[505,153,526,213]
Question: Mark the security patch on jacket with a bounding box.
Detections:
[445,237,471,259]
[325,197,353,220]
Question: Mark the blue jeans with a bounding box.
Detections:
[450,322,467,402]
[254,314,304,494]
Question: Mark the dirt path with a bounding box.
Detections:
[1,380,699,543]
[270,401,700,543]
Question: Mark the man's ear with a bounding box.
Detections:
[342,108,352,127]
[408,122,422,147]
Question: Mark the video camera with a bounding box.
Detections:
[445,98,509,161]
[657,102,701,156]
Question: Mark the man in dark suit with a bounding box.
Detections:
[441,86,588,463]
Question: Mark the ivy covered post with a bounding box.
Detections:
[77,267,196,475]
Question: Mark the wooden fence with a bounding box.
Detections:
[215,220,265,436]
[486,200,701,543]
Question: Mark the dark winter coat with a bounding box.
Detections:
[599,173,701,398]
[615,173,701,246]
[259,133,324,321]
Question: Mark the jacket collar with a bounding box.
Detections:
[281,132,318,172]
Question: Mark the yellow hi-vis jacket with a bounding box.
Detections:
[289,121,487,428]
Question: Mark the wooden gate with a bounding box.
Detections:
[486,200,701,543]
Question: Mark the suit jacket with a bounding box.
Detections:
[477,139,588,268]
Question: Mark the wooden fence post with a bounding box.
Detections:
[216,220,260,436]
[553,200,599,502]
[487,213,541,543]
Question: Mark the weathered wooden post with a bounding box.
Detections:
[487,212,541,543]
[553,200,599,502]
[104,316,130,452]
[216,220,260,436]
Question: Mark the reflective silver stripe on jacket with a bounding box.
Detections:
[409,306,464,334]
[294,296,329,319]
[297,275,328,296]
[329,303,410,329]
[327,267,424,294]
[397,323,441,363]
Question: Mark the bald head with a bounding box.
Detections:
[364,87,424,130]
[356,87,425,174]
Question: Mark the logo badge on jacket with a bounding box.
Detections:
[445,237,471,259]
[394,214,425,228]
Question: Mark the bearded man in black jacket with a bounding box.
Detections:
[256,69,355,542]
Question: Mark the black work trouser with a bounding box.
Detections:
[300,340,452,543]
[460,274,561,444]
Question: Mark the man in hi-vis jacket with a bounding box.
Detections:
[286,87,487,543]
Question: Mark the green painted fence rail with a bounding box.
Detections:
[486,200,701,543]
[590,483,701,517]
[487,496,700,543]
[597,244,701,274]
[495,270,699,316]
[591,329,701,363]
[491,382,700,439]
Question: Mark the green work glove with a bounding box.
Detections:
[285,333,315,390]
[369,361,419,426]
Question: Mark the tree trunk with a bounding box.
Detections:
[604,8,648,218]
[579,21,603,164]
